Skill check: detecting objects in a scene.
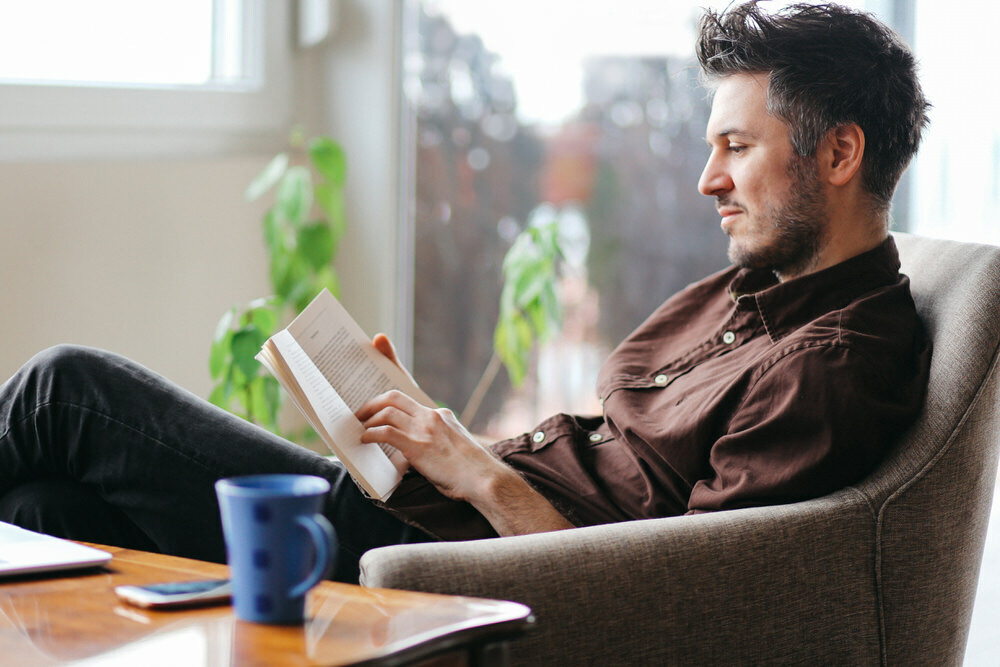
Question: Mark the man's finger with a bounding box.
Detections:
[355,389,421,421]
[372,333,399,365]
[360,405,411,431]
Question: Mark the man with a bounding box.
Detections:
[0,1,930,583]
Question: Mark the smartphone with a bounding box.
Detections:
[115,578,232,609]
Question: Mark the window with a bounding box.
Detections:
[403,0,997,439]
[907,0,1000,245]
[405,0,865,437]
[0,0,241,87]
[0,0,292,160]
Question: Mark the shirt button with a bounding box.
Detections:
[722,331,736,344]
[654,374,668,386]
[532,431,545,444]
[589,432,603,442]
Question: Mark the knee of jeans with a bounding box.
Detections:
[25,344,113,389]
[29,344,104,374]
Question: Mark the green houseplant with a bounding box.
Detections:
[461,217,571,425]
[208,132,347,435]
[209,132,580,438]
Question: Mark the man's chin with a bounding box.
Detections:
[730,242,822,280]
[727,242,765,270]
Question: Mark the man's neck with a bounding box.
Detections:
[777,189,888,282]
[804,225,887,279]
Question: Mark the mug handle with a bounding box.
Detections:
[289,514,336,598]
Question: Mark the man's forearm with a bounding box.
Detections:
[468,463,575,536]
[355,387,574,536]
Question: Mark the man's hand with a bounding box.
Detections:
[355,389,496,503]
[360,334,574,536]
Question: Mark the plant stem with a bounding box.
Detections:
[461,351,503,426]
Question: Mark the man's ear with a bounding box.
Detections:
[821,123,865,187]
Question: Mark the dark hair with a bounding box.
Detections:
[696,1,930,213]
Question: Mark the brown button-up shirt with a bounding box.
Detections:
[385,237,930,540]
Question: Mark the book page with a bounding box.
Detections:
[284,290,434,411]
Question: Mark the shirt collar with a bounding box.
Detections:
[727,236,903,341]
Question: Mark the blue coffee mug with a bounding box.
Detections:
[215,474,336,624]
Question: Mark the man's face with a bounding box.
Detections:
[698,73,828,280]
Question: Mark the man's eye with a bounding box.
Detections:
[727,145,747,154]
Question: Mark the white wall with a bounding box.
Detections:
[0,158,273,395]
[0,0,404,399]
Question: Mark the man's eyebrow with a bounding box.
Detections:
[715,127,758,139]
[705,128,760,144]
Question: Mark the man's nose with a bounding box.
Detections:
[698,154,732,197]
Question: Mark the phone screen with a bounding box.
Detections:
[115,578,231,609]
[142,579,229,595]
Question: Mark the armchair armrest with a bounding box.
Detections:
[360,493,881,665]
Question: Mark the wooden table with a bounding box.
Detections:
[0,544,533,666]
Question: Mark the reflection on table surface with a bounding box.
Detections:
[0,545,532,666]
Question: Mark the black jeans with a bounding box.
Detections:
[0,345,433,582]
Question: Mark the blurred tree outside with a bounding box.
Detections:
[407,4,728,437]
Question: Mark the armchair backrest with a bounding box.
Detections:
[861,233,1000,664]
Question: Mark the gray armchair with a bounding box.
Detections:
[360,233,1000,665]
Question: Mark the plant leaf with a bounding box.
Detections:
[297,222,335,270]
[212,307,236,343]
[290,279,321,313]
[309,137,347,186]
[309,265,341,301]
[248,375,280,429]
[539,283,562,337]
[248,303,278,336]
[262,377,281,427]
[209,329,234,379]
[262,209,285,254]
[514,268,549,308]
[314,181,346,245]
[276,166,313,227]
[245,153,289,201]
[247,295,280,311]
[270,250,311,303]
[208,380,231,409]
[231,327,266,381]
[495,311,533,387]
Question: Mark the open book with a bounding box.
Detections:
[255,289,435,500]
